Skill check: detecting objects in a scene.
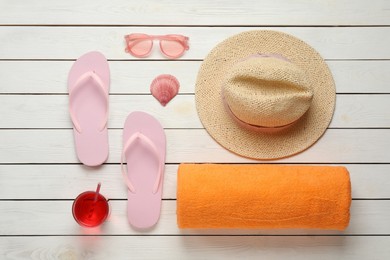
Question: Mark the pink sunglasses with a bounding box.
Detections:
[124,33,189,58]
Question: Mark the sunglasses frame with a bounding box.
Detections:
[124,33,190,58]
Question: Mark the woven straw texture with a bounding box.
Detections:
[195,30,336,159]
[223,56,314,128]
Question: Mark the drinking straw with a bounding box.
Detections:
[94,182,101,202]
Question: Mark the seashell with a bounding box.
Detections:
[150,74,180,106]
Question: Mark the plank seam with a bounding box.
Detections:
[1,25,390,27]
[0,234,389,237]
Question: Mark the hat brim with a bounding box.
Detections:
[195,30,336,160]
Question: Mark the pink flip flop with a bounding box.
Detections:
[121,111,166,229]
[68,51,110,166]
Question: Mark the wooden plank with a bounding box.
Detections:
[329,61,390,94]
[1,236,390,260]
[0,94,389,129]
[1,0,389,26]
[1,27,390,60]
[0,164,178,200]
[0,164,388,200]
[332,95,390,128]
[0,95,199,129]
[0,60,198,94]
[0,200,388,235]
[1,61,389,94]
[1,129,390,163]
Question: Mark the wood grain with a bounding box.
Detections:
[1,0,389,26]
[0,164,389,200]
[1,27,390,60]
[0,94,389,129]
[2,61,390,94]
[0,200,388,235]
[1,129,390,163]
[1,236,389,260]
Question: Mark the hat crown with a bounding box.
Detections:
[222,56,313,128]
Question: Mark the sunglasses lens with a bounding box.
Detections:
[160,40,185,58]
[130,39,153,57]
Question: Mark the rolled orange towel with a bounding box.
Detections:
[177,164,351,230]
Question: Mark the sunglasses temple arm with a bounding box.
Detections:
[182,37,190,50]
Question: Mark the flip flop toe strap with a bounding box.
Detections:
[69,71,108,133]
[121,132,163,194]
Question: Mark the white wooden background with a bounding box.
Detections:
[1,0,390,259]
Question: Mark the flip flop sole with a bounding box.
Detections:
[68,51,110,166]
[122,111,166,229]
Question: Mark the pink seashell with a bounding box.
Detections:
[150,74,180,107]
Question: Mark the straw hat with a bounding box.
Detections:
[195,30,336,159]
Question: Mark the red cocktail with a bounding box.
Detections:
[72,183,109,227]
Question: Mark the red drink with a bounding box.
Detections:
[72,191,109,227]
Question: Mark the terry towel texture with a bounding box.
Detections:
[177,164,351,230]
